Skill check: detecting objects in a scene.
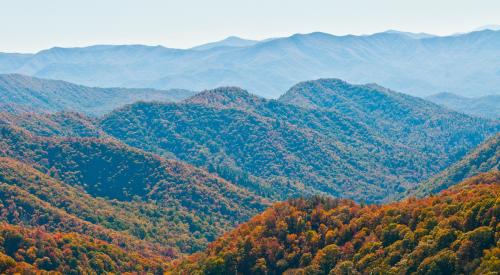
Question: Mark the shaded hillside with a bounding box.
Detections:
[100,81,498,203]
[0,123,267,254]
[426,92,500,119]
[0,158,172,265]
[101,96,402,202]
[0,74,195,115]
[1,30,499,98]
[408,133,499,198]
[0,157,221,255]
[172,172,500,274]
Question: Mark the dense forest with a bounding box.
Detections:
[0,122,268,256]
[0,223,166,274]
[2,78,497,203]
[171,172,500,274]
[0,76,498,274]
[100,80,498,202]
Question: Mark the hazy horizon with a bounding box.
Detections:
[1,0,499,53]
[1,26,500,55]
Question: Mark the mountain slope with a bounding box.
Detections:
[101,94,408,202]
[0,122,268,254]
[1,30,499,98]
[408,133,499,198]
[99,81,498,203]
[0,74,195,115]
[426,92,500,118]
[0,112,104,138]
[172,171,500,274]
[279,79,497,160]
[0,157,172,262]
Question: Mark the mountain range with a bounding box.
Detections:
[1,75,497,203]
[0,119,268,255]
[0,71,498,273]
[0,74,195,115]
[0,30,499,98]
[426,92,500,119]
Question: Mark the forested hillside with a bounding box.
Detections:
[0,223,165,274]
[100,80,498,202]
[408,133,499,198]
[0,76,497,274]
[0,112,104,138]
[1,3,499,274]
[0,74,195,115]
[279,79,494,159]
[172,171,500,274]
[0,158,171,273]
[0,122,268,255]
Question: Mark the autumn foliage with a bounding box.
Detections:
[172,172,500,274]
[0,223,166,274]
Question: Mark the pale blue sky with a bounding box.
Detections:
[1,0,499,53]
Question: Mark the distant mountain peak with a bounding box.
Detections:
[381,29,436,39]
[185,86,265,109]
[0,73,195,115]
[279,78,458,122]
[290,78,349,88]
[191,36,260,51]
[290,32,334,38]
[427,92,463,99]
[223,36,249,41]
[473,24,500,31]
[426,92,500,118]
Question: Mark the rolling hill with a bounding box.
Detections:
[172,171,500,274]
[0,76,498,273]
[0,30,499,98]
[0,74,195,115]
[426,92,500,119]
[99,79,498,203]
[0,157,170,274]
[0,77,496,204]
[0,121,268,255]
[279,79,495,155]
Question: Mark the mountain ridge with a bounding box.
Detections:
[191,36,261,51]
[426,92,500,118]
[1,30,498,98]
[0,74,195,115]
[98,79,498,203]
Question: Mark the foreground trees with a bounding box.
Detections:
[171,172,500,274]
[0,224,166,274]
